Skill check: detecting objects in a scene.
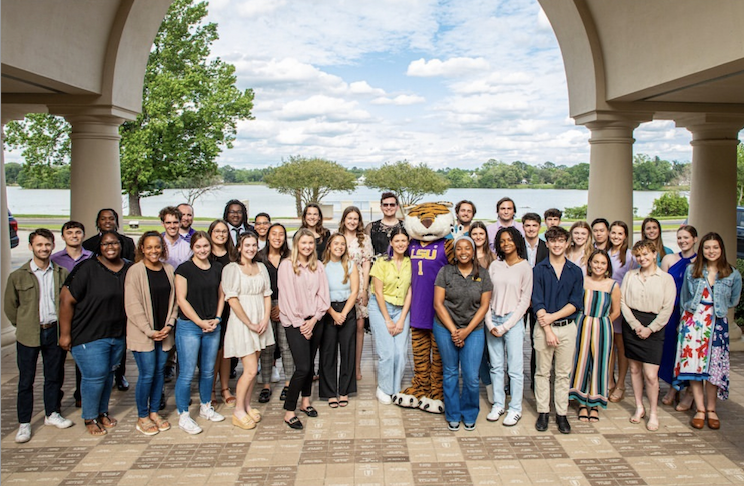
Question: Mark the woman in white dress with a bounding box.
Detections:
[222,232,274,430]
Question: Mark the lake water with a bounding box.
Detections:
[7,185,669,221]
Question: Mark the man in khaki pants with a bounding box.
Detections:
[531,226,584,434]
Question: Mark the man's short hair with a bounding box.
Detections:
[455,200,476,216]
[29,228,55,244]
[522,212,541,225]
[496,197,515,212]
[591,218,610,229]
[380,192,399,205]
[544,208,562,219]
[159,206,182,222]
[632,239,658,256]
[545,226,569,242]
[254,212,271,222]
[177,203,193,211]
[61,220,85,235]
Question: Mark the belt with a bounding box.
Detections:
[40,321,58,330]
[552,319,572,327]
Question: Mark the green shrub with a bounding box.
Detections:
[564,204,587,220]
[650,191,689,217]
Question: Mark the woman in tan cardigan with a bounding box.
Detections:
[125,231,178,435]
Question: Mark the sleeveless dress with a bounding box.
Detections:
[658,252,695,385]
[346,234,373,318]
[222,262,275,358]
[673,282,730,400]
[569,283,616,408]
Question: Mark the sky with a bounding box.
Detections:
[204,0,694,171]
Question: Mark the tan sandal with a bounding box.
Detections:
[136,418,159,436]
[98,412,117,428]
[247,408,262,423]
[222,388,237,408]
[232,413,256,430]
[608,388,625,403]
[85,419,107,436]
[151,414,171,432]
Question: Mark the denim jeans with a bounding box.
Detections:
[432,320,484,424]
[71,337,125,420]
[368,298,410,396]
[132,342,168,417]
[486,313,525,413]
[174,318,221,413]
[16,325,66,423]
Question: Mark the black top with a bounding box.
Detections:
[262,256,282,301]
[434,264,493,330]
[146,267,171,331]
[315,231,330,260]
[175,260,223,321]
[212,252,233,323]
[368,219,404,256]
[65,258,132,346]
[83,233,136,262]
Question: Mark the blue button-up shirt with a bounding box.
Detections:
[532,257,584,321]
[51,247,93,273]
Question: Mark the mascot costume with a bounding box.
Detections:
[393,202,455,413]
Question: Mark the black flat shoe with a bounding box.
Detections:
[116,376,129,391]
[285,416,303,429]
[300,406,318,417]
[535,412,549,432]
[556,414,571,434]
[258,388,272,403]
[280,386,288,401]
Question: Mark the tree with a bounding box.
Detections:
[4,162,23,185]
[177,173,223,206]
[554,163,590,189]
[633,154,673,190]
[263,156,357,216]
[120,0,254,215]
[4,113,71,187]
[364,160,448,207]
[650,191,689,217]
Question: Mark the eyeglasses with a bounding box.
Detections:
[211,229,228,235]
[227,210,242,215]
[101,241,121,247]
[381,203,397,208]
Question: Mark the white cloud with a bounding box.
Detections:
[406,57,490,77]
[371,94,426,105]
[349,81,386,96]
[277,95,371,122]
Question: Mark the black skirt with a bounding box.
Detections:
[623,309,664,365]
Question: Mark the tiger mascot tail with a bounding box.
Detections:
[392,202,454,414]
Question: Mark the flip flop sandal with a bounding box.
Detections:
[98,412,117,428]
[136,419,159,436]
[85,419,107,437]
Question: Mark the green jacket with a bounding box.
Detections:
[4,261,69,347]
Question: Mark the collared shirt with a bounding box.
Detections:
[370,256,412,306]
[486,221,525,252]
[532,257,584,321]
[51,247,93,273]
[179,227,196,243]
[434,264,493,330]
[620,266,676,333]
[525,239,539,268]
[30,260,57,324]
[277,259,331,327]
[163,234,193,269]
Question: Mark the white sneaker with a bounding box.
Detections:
[179,412,203,435]
[503,410,521,426]
[45,412,73,429]
[486,406,506,422]
[376,387,392,405]
[15,423,31,443]
[199,402,225,422]
[271,366,281,383]
[485,384,495,404]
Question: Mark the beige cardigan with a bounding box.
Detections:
[125,261,178,352]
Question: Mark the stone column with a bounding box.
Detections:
[1,127,14,346]
[676,114,744,345]
[577,113,648,231]
[65,115,124,233]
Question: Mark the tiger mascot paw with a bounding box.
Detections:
[418,397,445,414]
[392,393,419,409]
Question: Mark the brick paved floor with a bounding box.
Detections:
[3,334,744,486]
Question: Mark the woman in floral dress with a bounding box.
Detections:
[340,206,373,381]
[673,233,742,430]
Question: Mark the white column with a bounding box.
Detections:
[66,115,124,233]
[1,127,14,346]
[677,114,744,345]
[581,116,643,229]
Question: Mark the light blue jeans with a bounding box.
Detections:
[486,313,525,413]
[432,320,484,424]
[71,337,125,420]
[174,318,221,413]
[368,298,410,396]
[132,342,168,418]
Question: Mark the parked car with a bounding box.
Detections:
[737,206,744,259]
[9,211,19,249]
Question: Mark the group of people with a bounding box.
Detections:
[5,193,740,443]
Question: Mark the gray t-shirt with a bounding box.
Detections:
[434,264,493,330]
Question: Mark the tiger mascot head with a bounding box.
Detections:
[403,201,455,242]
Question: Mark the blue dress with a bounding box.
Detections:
[658,252,695,385]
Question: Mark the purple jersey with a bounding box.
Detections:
[409,238,450,330]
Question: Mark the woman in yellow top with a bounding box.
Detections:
[369,227,413,405]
